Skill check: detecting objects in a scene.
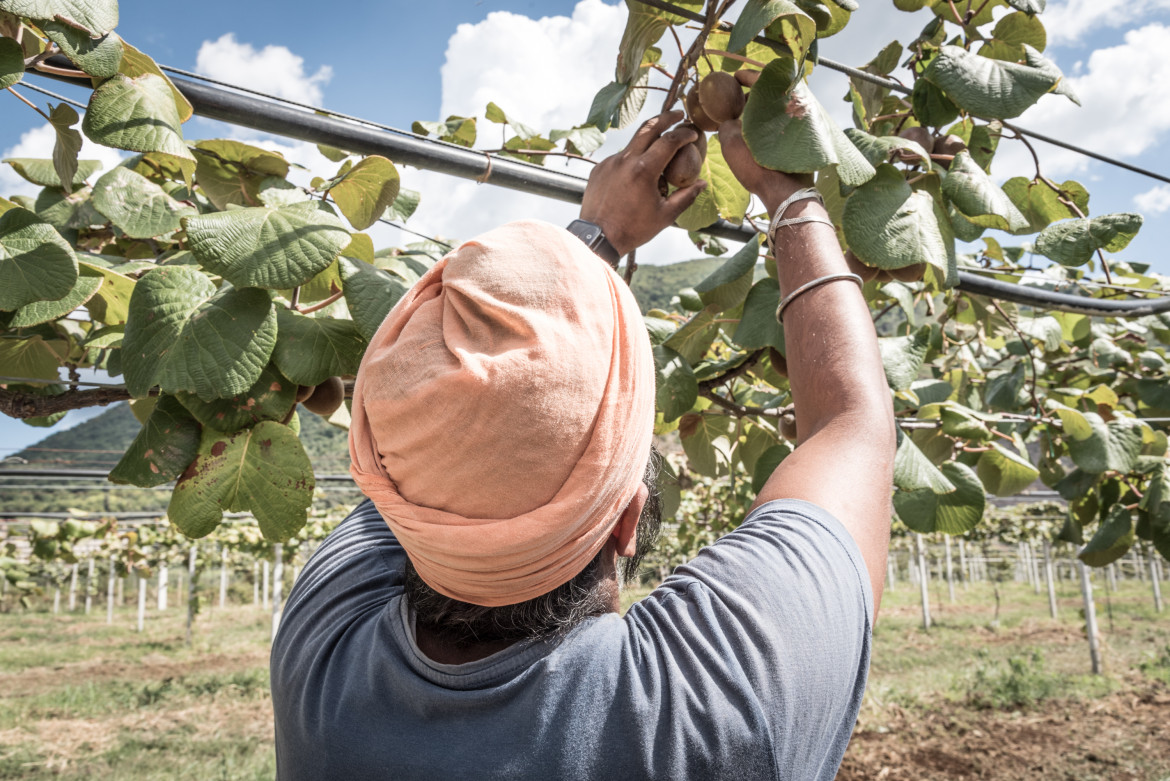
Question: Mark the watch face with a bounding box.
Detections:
[569,220,601,245]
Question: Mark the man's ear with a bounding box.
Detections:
[612,483,648,558]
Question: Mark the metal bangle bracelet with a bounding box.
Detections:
[776,273,864,322]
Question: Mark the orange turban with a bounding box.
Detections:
[348,219,655,606]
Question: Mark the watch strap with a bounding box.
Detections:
[565,219,621,267]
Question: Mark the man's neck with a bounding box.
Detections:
[414,624,517,665]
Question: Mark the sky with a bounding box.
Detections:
[2,0,1169,451]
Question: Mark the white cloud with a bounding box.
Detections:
[195,33,333,105]
[1044,0,1170,45]
[0,123,124,200]
[1135,183,1170,214]
[991,23,1170,181]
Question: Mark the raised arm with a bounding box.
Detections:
[720,120,896,612]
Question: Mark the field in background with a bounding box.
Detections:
[0,578,1167,779]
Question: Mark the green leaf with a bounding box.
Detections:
[83,73,194,162]
[326,155,400,231]
[729,0,815,56]
[695,234,761,311]
[116,41,193,123]
[843,164,955,279]
[615,0,682,82]
[184,201,350,289]
[894,427,956,493]
[911,78,960,127]
[732,278,785,350]
[385,188,421,222]
[585,74,649,132]
[879,325,931,391]
[0,335,62,381]
[843,128,931,169]
[3,157,102,188]
[411,115,476,147]
[923,44,1077,120]
[108,395,200,487]
[1001,176,1088,234]
[654,345,698,423]
[992,11,1046,51]
[175,363,296,432]
[91,166,193,238]
[272,309,366,386]
[549,126,606,156]
[1034,213,1143,267]
[1139,462,1170,530]
[192,139,291,211]
[1078,504,1134,567]
[0,35,22,89]
[121,266,277,400]
[0,0,119,35]
[1066,414,1144,475]
[78,260,133,325]
[752,443,792,493]
[679,412,735,477]
[8,273,100,327]
[337,256,409,341]
[742,70,875,186]
[942,150,1028,231]
[42,22,122,78]
[675,136,751,232]
[664,308,719,364]
[0,207,78,310]
[45,104,84,196]
[485,101,538,141]
[894,461,986,534]
[168,421,315,541]
[976,444,1039,496]
[1004,0,1044,14]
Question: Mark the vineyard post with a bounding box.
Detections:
[1077,556,1103,674]
[271,543,284,641]
[944,536,955,604]
[958,538,968,590]
[1043,540,1058,619]
[106,555,115,625]
[68,563,77,611]
[219,547,228,609]
[262,559,270,611]
[136,575,146,633]
[1107,563,1118,592]
[185,545,196,647]
[252,561,259,608]
[1132,548,1145,582]
[1149,544,1164,613]
[117,575,124,606]
[886,557,896,588]
[52,581,60,614]
[158,562,168,611]
[915,534,931,630]
[84,557,94,615]
[1028,543,1041,595]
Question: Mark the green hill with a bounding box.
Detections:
[626,258,727,312]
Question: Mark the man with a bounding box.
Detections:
[271,110,895,780]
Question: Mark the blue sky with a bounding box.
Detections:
[2,0,1169,451]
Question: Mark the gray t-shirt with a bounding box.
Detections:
[272,498,872,780]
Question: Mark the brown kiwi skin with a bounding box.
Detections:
[889,263,926,283]
[302,376,345,416]
[295,385,314,403]
[932,134,967,169]
[697,72,746,124]
[768,347,789,378]
[845,250,879,283]
[686,88,719,132]
[664,143,703,188]
[734,69,761,88]
[897,126,935,156]
[779,411,798,442]
[681,122,707,160]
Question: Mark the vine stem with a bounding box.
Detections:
[697,349,764,393]
[6,86,50,121]
[623,249,638,285]
[295,287,345,315]
[700,389,784,418]
[661,0,724,112]
[32,61,88,79]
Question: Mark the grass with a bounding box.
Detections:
[0,570,1167,779]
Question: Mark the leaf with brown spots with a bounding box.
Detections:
[109,395,201,488]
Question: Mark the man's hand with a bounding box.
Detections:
[578,110,708,257]
[717,118,813,215]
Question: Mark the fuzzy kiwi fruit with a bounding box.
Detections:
[932,134,967,169]
[734,69,761,88]
[664,143,703,188]
[779,411,798,442]
[889,263,926,283]
[844,250,879,283]
[897,126,935,156]
[697,72,745,124]
[303,376,345,416]
[768,347,789,378]
[686,88,719,132]
[295,384,315,403]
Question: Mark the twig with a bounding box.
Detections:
[5,86,50,121]
[23,43,59,69]
[0,387,157,419]
[697,349,764,392]
[295,287,345,315]
[32,61,89,79]
[700,389,783,418]
[623,249,638,285]
[288,286,301,311]
[661,0,723,111]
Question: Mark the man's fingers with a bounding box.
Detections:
[626,110,685,156]
[641,125,700,175]
[662,179,708,222]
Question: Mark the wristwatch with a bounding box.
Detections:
[565,219,621,267]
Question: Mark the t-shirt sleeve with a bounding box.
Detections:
[625,498,873,779]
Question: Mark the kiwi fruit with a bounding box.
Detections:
[933,134,967,165]
[697,71,745,124]
[295,385,314,403]
[665,143,703,188]
[686,88,719,132]
[682,122,708,160]
[844,250,879,283]
[889,263,926,283]
[897,126,935,156]
[779,411,798,442]
[302,376,345,416]
[734,69,761,88]
[768,347,789,378]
